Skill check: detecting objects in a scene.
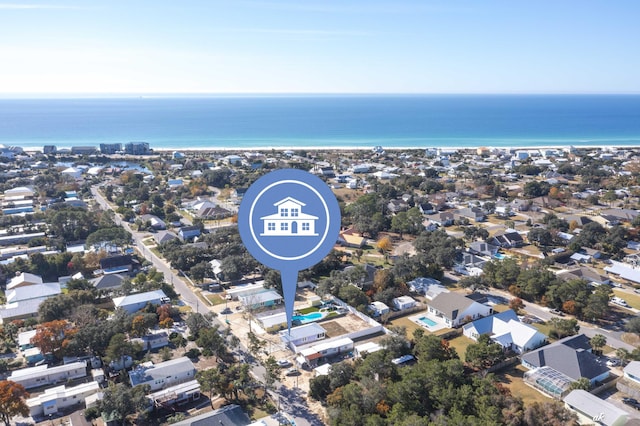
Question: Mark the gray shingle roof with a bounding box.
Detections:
[521,334,608,381]
[428,292,475,320]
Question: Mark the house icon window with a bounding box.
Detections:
[260,197,319,236]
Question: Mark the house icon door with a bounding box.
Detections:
[291,221,298,234]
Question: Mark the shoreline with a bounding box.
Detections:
[20,143,640,154]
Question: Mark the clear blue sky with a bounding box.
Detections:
[1,0,639,94]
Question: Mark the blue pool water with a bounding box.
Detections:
[494,253,507,259]
[292,312,323,323]
[418,316,437,327]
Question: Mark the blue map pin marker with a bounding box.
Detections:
[238,169,341,332]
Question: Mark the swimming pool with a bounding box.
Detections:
[494,253,507,259]
[418,316,437,327]
[292,312,324,323]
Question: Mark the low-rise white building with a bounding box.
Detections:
[27,381,100,418]
[298,337,354,367]
[392,296,416,311]
[129,357,196,392]
[9,361,87,390]
[280,323,326,351]
[113,289,168,314]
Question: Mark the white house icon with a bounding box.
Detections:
[260,197,319,236]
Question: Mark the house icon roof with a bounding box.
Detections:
[260,197,319,221]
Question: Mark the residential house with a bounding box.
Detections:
[418,202,436,215]
[61,167,83,180]
[298,337,354,367]
[557,267,610,286]
[424,212,455,227]
[427,292,492,327]
[462,310,547,354]
[148,380,201,409]
[113,289,168,314]
[239,290,283,309]
[343,263,377,288]
[605,260,640,284]
[259,197,319,236]
[393,295,417,311]
[387,199,409,214]
[6,272,43,290]
[563,390,627,426]
[407,277,448,300]
[91,274,126,292]
[455,207,486,222]
[368,301,390,317]
[454,252,488,276]
[225,283,266,300]
[521,334,609,387]
[0,298,46,324]
[99,254,139,275]
[171,404,251,426]
[178,225,201,242]
[623,361,640,384]
[491,231,524,248]
[18,329,37,351]
[468,241,499,257]
[338,228,366,248]
[153,230,178,245]
[27,381,100,418]
[132,331,170,351]
[280,323,326,351]
[9,361,88,390]
[129,357,196,392]
[6,282,60,304]
[139,214,166,230]
[4,186,35,199]
[197,205,231,220]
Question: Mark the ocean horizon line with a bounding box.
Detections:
[2,92,640,100]
[16,143,640,154]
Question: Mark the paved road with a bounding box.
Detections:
[91,185,323,426]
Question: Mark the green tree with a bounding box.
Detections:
[186,312,211,338]
[625,317,640,335]
[99,382,150,425]
[263,356,281,398]
[569,377,591,391]
[548,318,579,339]
[465,334,505,370]
[590,334,607,355]
[106,333,136,369]
[196,327,227,360]
[196,368,222,406]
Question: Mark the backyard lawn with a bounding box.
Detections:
[495,364,551,407]
[446,335,474,358]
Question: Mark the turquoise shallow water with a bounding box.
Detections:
[1,95,639,150]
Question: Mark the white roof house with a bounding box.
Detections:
[354,342,383,358]
[61,167,82,180]
[368,301,390,317]
[226,283,266,300]
[427,292,492,328]
[563,389,628,426]
[27,381,100,418]
[463,310,547,354]
[280,323,326,351]
[623,360,640,384]
[18,329,37,351]
[393,296,416,311]
[7,272,43,290]
[147,379,201,408]
[129,357,196,392]
[299,337,354,367]
[0,297,47,324]
[9,361,88,389]
[7,282,61,304]
[4,186,35,198]
[239,290,283,308]
[113,289,167,314]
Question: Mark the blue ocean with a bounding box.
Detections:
[0,95,639,150]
